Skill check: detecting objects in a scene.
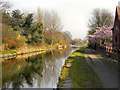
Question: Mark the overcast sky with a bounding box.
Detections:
[7,0,119,40]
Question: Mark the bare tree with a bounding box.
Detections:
[63,31,72,40]
[43,10,51,31]
[43,10,63,31]
[37,7,42,24]
[50,10,63,31]
[88,8,114,35]
[42,10,63,45]
[50,10,63,45]
[0,0,12,11]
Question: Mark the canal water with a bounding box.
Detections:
[2,46,79,88]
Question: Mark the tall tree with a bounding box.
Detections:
[0,0,11,11]
[10,10,24,31]
[88,8,114,35]
[22,13,33,42]
[50,10,63,45]
[1,0,12,25]
[37,8,45,44]
[37,8,42,24]
[43,10,51,31]
[43,10,63,45]
[23,13,33,28]
[12,10,23,19]
[50,10,63,31]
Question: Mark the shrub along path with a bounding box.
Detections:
[85,48,118,88]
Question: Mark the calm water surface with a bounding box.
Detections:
[2,47,77,88]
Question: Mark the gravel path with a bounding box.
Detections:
[85,48,118,88]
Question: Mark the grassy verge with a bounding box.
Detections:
[0,50,16,55]
[68,47,103,88]
[58,46,103,88]
[57,66,67,88]
[57,59,73,87]
[1,46,55,55]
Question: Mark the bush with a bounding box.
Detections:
[2,25,27,50]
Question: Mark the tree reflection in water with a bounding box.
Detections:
[2,47,73,88]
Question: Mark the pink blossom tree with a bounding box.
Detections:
[88,26,113,46]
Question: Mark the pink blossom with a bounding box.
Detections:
[88,26,113,43]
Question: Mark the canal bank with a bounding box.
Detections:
[0,44,69,61]
[2,46,74,88]
[57,46,103,88]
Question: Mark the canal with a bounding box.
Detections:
[2,46,80,88]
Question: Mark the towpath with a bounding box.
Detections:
[85,48,118,88]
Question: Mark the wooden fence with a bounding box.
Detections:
[96,46,120,61]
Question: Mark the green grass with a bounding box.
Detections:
[46,46,55,49]
[1,46,55,55]
[58,46,103,88]
[81,45,87,47]
[68,47,103,88]
[0,50,16,55]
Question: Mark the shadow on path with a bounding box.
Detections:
[85,48,118,88]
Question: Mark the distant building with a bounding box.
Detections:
[112,5,120,50]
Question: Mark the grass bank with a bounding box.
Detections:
[1,46,54,55]
[0,45,57,60]
[0,50,16,55]
[1,44,68,55]
[58,46,103,88]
